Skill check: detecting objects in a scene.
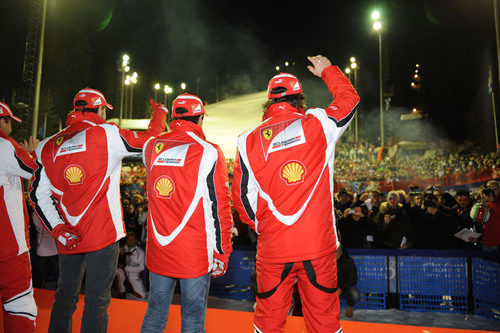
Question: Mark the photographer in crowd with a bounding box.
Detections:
[337,202,376,249]
[375,191,414,249]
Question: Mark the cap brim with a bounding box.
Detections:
[106,103,114,110]
[11,115,22,122]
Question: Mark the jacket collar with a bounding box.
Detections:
[65,111,106,127]
[169,119,206,140]
[263,102,303,121]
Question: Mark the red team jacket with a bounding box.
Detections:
[232,66,359,263]
[30,110,165,254]
[0,131,36,260]
[142,120,232,279]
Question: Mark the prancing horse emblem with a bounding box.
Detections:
[263,129,273,140]
[155,142,164,154]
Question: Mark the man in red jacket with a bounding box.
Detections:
[232,55,359,333]
[29,88,166,333]
[0,102,38,332]
[141,93,233,332]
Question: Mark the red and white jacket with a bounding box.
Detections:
[142,120,232,279]
[29,110,165,254]
[232,66,359,263]
[0,131,36,260]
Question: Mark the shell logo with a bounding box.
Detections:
[280,161,306,185]
[64,165,85,185]
[155,142,164,154]
[154,176,175,199]
[56,136,64,145]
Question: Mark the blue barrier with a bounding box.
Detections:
[347,255,387,309]
[210,249,256,300]
[398,256,468,313]
[210,248,499,320]
[472,258,500,320]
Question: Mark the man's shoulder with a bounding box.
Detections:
[0,136,15,149]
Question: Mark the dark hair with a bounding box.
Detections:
[174,114,203,124]
[481,187,495,197]
[0,116,11,123]
[455,189,470,197]
[74,100,99,113]
[263,89,307,113]
[350,202,369,216]
[440,192,457,207]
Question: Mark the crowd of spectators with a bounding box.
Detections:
[334,181,499,254]
[334,140,499,182]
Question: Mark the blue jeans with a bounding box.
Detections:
[141,272,211,333]
[48,241,120,333]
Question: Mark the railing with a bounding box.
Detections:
[210,248,499,321]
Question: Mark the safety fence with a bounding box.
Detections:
[334,167,500,193]
[209,248,499,321]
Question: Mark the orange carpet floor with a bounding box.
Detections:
[0,289,495,332]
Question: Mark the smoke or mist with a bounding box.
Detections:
[153,0,271,101]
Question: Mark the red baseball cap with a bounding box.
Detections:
[73,88,113,110]
[172,94,205,118]
[0,102,22,122]
[267,73,302,99]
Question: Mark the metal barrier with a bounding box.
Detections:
[472,257,500,320]
[210,248,499,320]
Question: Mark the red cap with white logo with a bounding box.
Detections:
[73,88,113,110]
[172,94,205,118]
[267,73,302,99]
[0,102,22,122]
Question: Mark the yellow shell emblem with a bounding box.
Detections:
[56,136,64,145]
[64,165,85,184]
[155,176,175,198]
[263,129,273,140]
[281,161,305,185]
[155,142,164,154]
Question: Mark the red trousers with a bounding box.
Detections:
[0,252,36,332]
[254,252,341,333]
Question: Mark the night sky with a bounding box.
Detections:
[0,0,498,149]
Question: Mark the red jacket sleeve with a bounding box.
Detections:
[321,65,360,127]
[7,138,36,179]
[212,146,233,255]
[118,106,167,155]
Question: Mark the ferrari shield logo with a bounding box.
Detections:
[263,129,273,140]
[155,142,164,154]
[56,136,64,145]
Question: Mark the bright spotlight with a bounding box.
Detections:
[371,10,380,20]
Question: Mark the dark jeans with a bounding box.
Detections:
[141,272,211,333]
[343,286,360,308]
[33,255,59,288]
[48,242,120,333]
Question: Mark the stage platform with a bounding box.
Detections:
[1,289,497,332]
